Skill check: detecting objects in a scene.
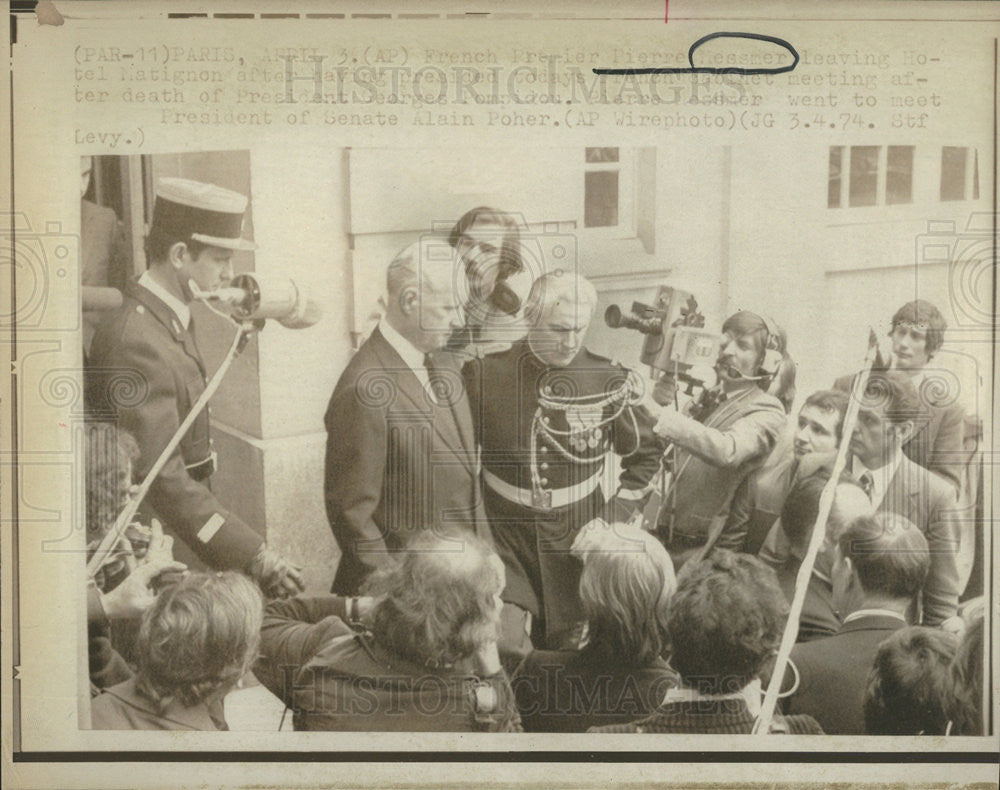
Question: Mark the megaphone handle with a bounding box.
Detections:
[87,322,252,577]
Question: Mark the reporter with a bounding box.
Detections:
[513,520,679,732]
[651,312,788,565]
[256,530,522,732]
[91,571,263,730]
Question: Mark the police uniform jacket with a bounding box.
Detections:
[88,280,263,570]
[324,327,488,594]
[657,384,786,557]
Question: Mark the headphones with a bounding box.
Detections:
[755,313,784,378]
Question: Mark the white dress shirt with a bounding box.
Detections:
[138,270,191,330]
[852,446,903,510]
[378,318,435,400]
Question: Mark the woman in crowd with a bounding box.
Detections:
[591,550,823,734]
[91,571,262,730]
[512,520,679,732]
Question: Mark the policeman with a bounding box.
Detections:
[463,271,663,655]
[87,178,303,598]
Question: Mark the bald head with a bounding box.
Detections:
[385,241,463,353]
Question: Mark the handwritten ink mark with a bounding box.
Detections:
[593,32,799,76]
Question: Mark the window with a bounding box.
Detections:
[849,145,879,207]
[583,147,634,236]
[828,145,915,208]
[941,146,979,201]
[885,146,914,205]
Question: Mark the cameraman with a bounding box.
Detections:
[651,311,788,567]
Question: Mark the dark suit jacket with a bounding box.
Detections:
[780,614,905,734]
[761,451,961,626]
[834,372,964,493]
[91,678,226,730]
[87,281,263,570]
[256,595,522,732]
[324,327,487,594]
[512,644,678,732]
[657,385,786,556]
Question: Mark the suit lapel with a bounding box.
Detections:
[881,455,923,524]
[368,331,474,473]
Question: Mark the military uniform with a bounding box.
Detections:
[88,279,263,571]
[463,339,663,647]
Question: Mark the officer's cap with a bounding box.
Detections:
[151,177,256,251]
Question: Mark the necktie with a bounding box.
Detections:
[424,353,444,404]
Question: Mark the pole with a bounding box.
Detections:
[753,329,880,734]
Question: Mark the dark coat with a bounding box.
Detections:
[324,327,488,594]
[760,451,961,626]
[589,697,823,734]
[463,340,663,642]
[81,198,130,354]
[780,614,906,734]
[256,595,522,732]
[87,280,263,570]
[512,645,678,732]
[834,372,964,493]
[90,678,226,730]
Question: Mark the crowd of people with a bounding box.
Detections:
[82,182,988,736]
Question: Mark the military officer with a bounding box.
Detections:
[87,177,303,597]
[463,271,663,654]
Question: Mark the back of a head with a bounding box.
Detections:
[864,626,957,735]
[574,521,676,666]
[838,513,930,600]
[135,571,263,711]
[85,422,139,545]
[667,549,787,693]
[366,530,504,667]
[948,614,986,735]
[781,468,867,548]
[523,269,597,326]
[861,369,924,425]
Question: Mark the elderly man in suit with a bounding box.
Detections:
[834,300,964,494]
[778,512,931,734]
[651,311,788,566]
[88,178,302,598]
[324,240,488,594]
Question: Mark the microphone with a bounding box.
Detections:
[191,274,323,329]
